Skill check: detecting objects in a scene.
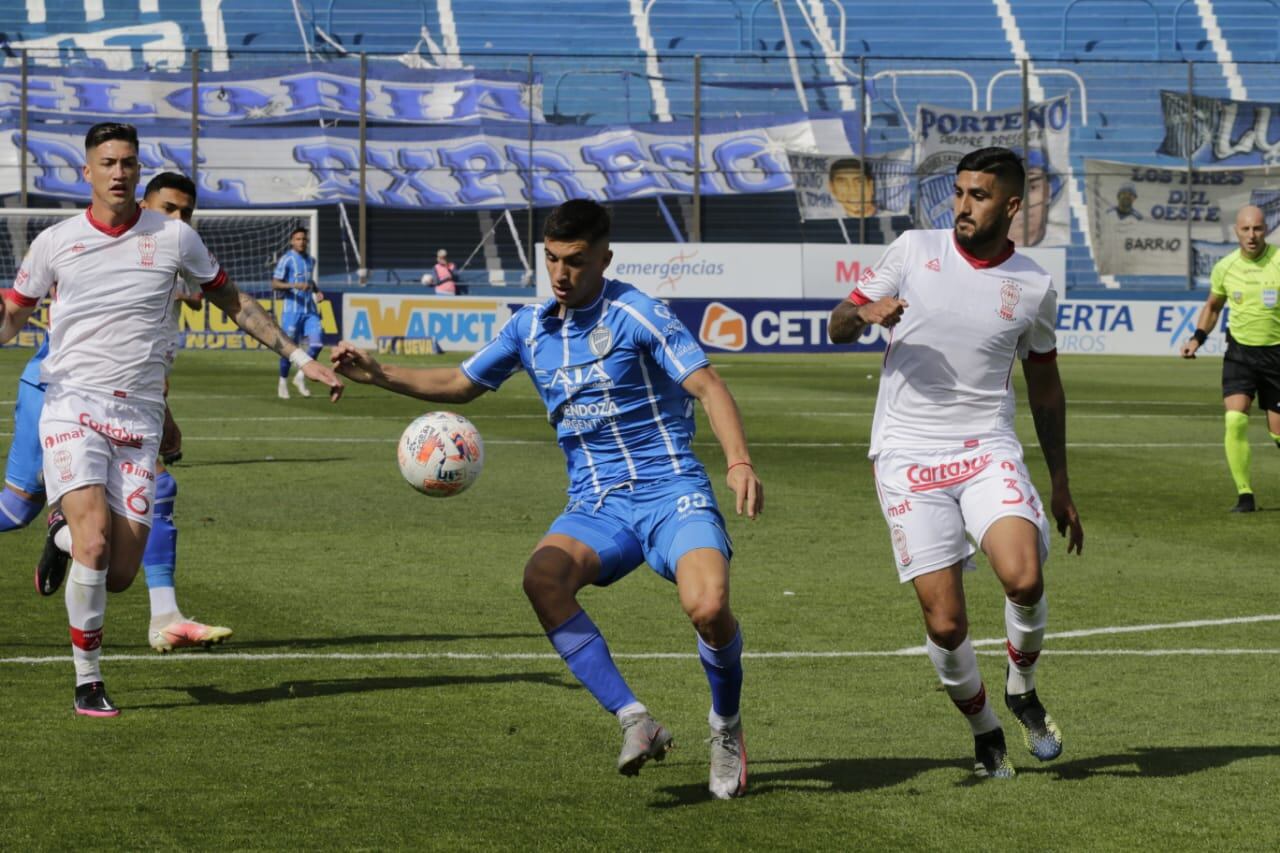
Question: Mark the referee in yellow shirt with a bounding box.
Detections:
[1182,205,1280,512]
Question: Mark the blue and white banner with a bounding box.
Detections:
[1159,90,1280,166]
[915,96,1072,247]
[0,64,541,125]
[668,298,890,354]
[0,113,852,209]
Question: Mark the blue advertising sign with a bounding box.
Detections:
[666,298,889,354]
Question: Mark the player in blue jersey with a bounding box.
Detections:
[331,199,763,799]
[272,227,324,399]
[5,171,232,652]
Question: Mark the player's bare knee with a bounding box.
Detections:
[521,548,580,605]
[1003,573,1044,606]
[683,595,731,638]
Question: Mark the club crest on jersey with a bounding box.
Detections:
[925,257,941,272]
[1232,290,1244,304]
[652,302,674,320]
[891,524,912,566]
[588,325,613,357]
[998,280,1021,320]
[1264,289,1278,309]
[137,233,158,268]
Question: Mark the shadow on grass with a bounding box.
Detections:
[649,745,1280,806]
[1032,745,1280,780]
[230,632,544,650]
[137,672,577,708]
[172,456,352,468]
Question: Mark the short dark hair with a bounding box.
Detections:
[828,158,869,179]
[955,146,1025,196]
[290,227,308,238]
[143,171,197,202]
[84,122,138,152]
[543,199,610,245]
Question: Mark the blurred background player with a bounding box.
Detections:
[1,123,343,716]
[433,248,458,295]
[331,199,763,800]
[828,147,1083,779]
[272,227,324,398]
[1180,204,1280,512]
[2,171,232,653]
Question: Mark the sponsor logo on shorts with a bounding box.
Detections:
[78,412,144,449]
[886,497,913,518]
[891,523,912,566]
[998,280,1021,321]
[120,460,155,481]
[53,449,74,483]
[906,452,993,492]
[43,427,86,449]
[138,233,158,268]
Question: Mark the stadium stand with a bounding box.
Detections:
[0,0,1273,292]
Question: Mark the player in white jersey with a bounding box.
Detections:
[828,147,1083,779]
[0,123,345,717]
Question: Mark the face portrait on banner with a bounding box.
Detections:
[827,158,876,217]
[788,149,912,221]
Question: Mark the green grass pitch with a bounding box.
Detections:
[1,348,1278,850]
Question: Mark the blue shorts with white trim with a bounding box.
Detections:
[548,473,732,585]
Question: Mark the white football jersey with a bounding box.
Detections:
[852,229,1057,458]
[10,207,227,404]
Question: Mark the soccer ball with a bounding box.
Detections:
[420,272,436,286]
[396,412,485,497]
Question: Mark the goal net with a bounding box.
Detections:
[0,208,320,305]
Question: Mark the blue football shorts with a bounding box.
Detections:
[547,473,733,586]
[5,379,47,494]
[283,312,323,348]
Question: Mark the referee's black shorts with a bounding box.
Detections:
[1222,334,1280,412]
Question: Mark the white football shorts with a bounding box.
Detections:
[872,439,1050,583]
[40,385,164,526]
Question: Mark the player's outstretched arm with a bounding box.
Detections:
[1180,293,1226,358]
[205,281,344,402]
[1023,357,1084,554]
[331,341,487,403]
[0,294,36,345]
[682,365,763,519]
[828,296,908,344]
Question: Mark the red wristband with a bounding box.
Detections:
[727,461,754,474]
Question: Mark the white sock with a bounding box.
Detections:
[926,636,1000,735]
[65,560,108,686]
[616,701,647,721]
[54,524,72,553]
[709,709,740,732]
[1005,595,1048,695]
[148,586,180,624]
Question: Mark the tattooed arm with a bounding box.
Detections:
[1023,356,1083,554]
[205,281,344,401]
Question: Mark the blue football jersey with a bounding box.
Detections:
[273,250,318,316]
[462,279,711,498]
[19,339,48,389]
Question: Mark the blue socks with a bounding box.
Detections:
[547,610,637,714]
[698,627,744,719]
[0,488,43,532]
[142,471,178,590]
[278,356,290,378]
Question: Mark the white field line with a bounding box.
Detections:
[2,614,1277,665]
[0,397,1222,408]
